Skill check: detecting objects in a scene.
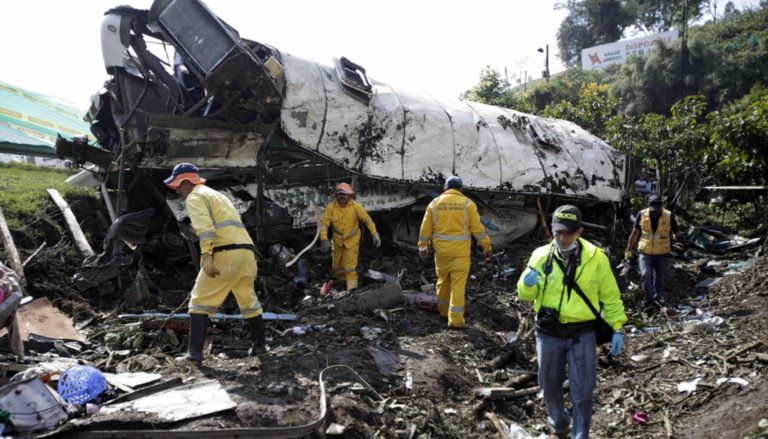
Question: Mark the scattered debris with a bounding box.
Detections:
[100,380,236,422]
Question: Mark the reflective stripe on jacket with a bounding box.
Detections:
[320,200,377,248]
[516,238,627,330]
[186,184,252,255]
[638,208,672,255]
[418,189,492,257]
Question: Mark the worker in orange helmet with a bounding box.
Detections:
[318,182,380,291]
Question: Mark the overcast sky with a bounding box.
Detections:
[0,0,761,110]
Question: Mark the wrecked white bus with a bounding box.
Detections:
[57,0,626,256]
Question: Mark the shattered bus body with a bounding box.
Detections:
[58,0,626,254]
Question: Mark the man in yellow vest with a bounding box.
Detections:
[319,182,380,291]
[625,194,678,308]
[517,204,627,439]
[418,176,492,328]
[165,163,266,365]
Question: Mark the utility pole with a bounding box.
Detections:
[538,45,550,82]
[681,0,687,100]
[524,70,528,92]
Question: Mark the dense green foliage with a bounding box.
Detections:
[463,6,768,203]
[611,5,768,115]
[556,0,708,66]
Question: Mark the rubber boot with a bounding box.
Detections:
[346,278,358,292]
[177,313,207,365]
[247,315,267,356]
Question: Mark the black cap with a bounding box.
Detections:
[648,195,662,206]
[551,204,582,232]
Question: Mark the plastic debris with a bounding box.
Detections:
[715,377,749,387]
[403,291,438,311]
[631,411,649,425]
[326,423,346,435]
[682,316,724,333]
[57,365,108,405]
[677,377,701,393]
[0,377,67,433]
[360,326,383,340]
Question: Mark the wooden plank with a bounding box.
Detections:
[46,188,95,258]
[475,386,540,399]
[0,205,25,289]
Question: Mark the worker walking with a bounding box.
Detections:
[165,163,266,365]
[625,194,678,309]
[517,204,627,439]
[319,183,380,291]
[418,176,492,328]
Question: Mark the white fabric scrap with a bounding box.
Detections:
[716,377,749,387]
[677,378,702,393]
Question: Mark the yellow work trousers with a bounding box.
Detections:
[190,249,263,318]
[332,241,359,290]
[435,254,470,328]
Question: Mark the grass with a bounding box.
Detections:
[0,162,93,230]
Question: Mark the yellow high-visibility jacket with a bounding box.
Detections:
[517,238,627,330]
[638,208,672,255]
[320,200,377,248]
[418,189,492,257]
[186,184,253,255]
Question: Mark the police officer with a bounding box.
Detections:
[517,204,627,439]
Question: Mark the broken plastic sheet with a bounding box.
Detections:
[103,372,162,390]
[368,344,402,375]
[0,377,68,433]
[100,379,236,422]
[74,209,155,290]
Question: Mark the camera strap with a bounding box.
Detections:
[552,253,602,321]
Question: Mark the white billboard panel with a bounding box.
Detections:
[581,30,679,71]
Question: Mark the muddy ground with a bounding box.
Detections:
[3,194,767,438]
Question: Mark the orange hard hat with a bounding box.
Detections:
[334,182,355,196]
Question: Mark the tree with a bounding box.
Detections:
[633,0,706,33]
[556,0,635,66]
[544,82,620,137]
[462,67,534,112]
[463,66,508,104]
[613,96,711,206]
[609,41,684,115]
[709,88,768,184]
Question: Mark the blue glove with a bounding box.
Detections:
[611,331,624,357]
[523,267,540,287]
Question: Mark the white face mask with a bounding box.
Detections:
[557,241,578,253]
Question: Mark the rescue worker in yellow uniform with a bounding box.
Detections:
[319,183,380,291]
[165,163,266,365]
[418,176,492,328]
[625,194,678,309]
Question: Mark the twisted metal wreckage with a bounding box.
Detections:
[56,0,627,283]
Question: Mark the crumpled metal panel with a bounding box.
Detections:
[166,188,255,222]
[266,183,417,228]
[279,54,624,201]
[101,379,236,422]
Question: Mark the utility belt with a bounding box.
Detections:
[535,307,594,339]
[212,244,255,254]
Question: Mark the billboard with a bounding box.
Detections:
[581,30,679,71]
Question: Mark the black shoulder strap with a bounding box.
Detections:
[552,256,602,319]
